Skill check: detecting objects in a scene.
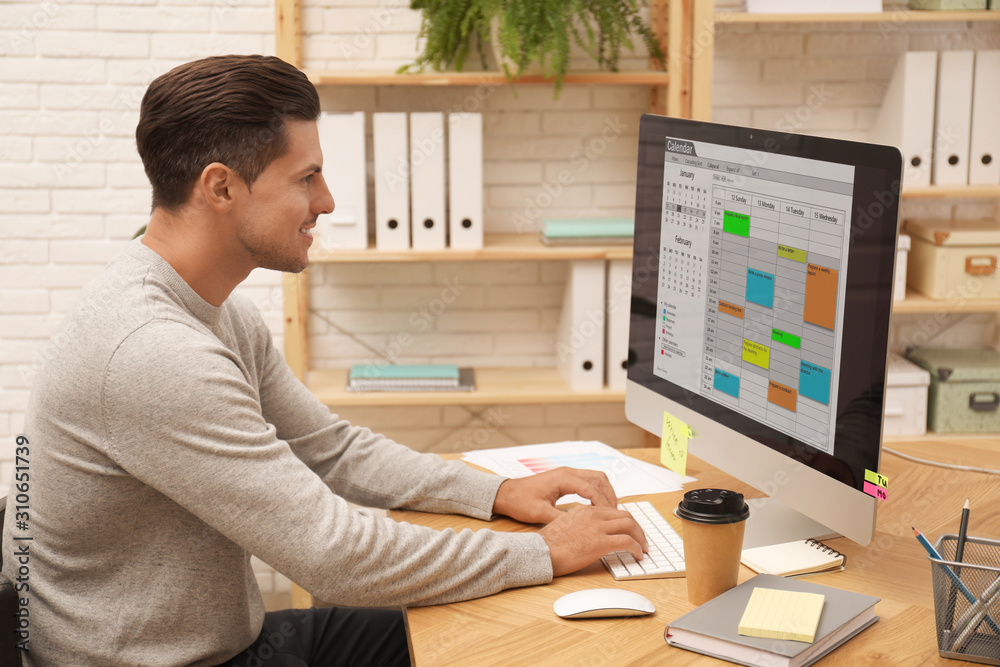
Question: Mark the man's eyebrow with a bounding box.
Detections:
[297,164,322,177]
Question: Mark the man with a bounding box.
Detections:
[2,55,646,666]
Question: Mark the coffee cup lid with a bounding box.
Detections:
[676,488,750,524]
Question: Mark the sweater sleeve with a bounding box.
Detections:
[255,325,510,520]
[102,320,552,607]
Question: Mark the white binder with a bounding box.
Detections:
[316,112,368,249]
[605,259,632,392]
[870,51,937,189]
[409,112,447,250]
[447,112,484,249]
[933,50,975,187]
[969,50,1000,186]
[556,260,607,391]
[373,113,411,250]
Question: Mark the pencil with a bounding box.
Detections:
[949,498,971,634]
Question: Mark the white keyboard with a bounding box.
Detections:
[601,501,686,580]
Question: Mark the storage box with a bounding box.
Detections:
[905,219,1000,300]
[907,348,1000,433]
[883,353,930,436]
[895,233,910,302]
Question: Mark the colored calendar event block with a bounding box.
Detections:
[719,300,744,319]
[804,263,838,330]
[771,328,801,349]
[723,210,750,237]
[799,360,831,405]
[777,244,807,263]
[767,380,797,412]
[742,339,770,370]
[714,368,740,398]
[746,268,775,309]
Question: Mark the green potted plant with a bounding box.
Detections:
[399,0,667,95]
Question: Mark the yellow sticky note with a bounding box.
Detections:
[660,412,690,477]
[864,469,888,489]
[738,588,825,643]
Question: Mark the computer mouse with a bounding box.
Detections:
[553,588,655,619]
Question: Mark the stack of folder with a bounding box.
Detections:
[320,110,485,251]
[540,218,634,246]
[345,364,475,392]
[870,50,1000,188]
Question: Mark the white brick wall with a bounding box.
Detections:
[3,0,999,594]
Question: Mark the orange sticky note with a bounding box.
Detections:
[660,411,691,476]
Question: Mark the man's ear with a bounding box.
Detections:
[197,162,239,213]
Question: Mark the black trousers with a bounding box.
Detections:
[218,606,411,667]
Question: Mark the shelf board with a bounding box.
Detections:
[892,288,1000,314]
[307,234,633,263]
[883,432,1000,446]
[717,9,1000,24]
[307,367,625,407]
[303,70,669,87]
[901,184,1000,199]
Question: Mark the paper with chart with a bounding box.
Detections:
[461,441,695,505]
[654,136,856,455]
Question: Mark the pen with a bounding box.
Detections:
[950,572,1000,652]
[956,498,970,564]
[912,527,1000,636]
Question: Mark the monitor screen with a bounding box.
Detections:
[626,115,901,547]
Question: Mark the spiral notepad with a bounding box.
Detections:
[741,538,846,577]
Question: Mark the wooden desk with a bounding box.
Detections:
[392,440,1000,666]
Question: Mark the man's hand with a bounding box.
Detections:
[538,505,648,577]
[492,467,619,524]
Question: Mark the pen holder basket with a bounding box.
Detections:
[930,534,1000,665]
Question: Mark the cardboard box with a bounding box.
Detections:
[895,233,910,302]
[905,219,1000,299]
[883,353,930,436]
[907,348,1000,433]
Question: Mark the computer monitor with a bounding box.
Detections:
[626,115,901,548]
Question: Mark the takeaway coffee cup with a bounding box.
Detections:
[676,488,750,606]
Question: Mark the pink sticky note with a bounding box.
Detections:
[863,480,887,501]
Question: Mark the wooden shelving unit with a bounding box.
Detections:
[274,0,690,406]
[278,0,690,116]
[717,9,1000,24]
[883,431,1000,445]
[902,184,1000,200]
[276,1,999,433]
[893,289,1000,315]
[303,70,671,87]
[306,234,632,264]
[308,367,624,408]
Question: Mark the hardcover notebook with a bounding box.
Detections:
[346,364,475,392]
[665,574,879,667]
[539,218,634,245]
[741,539,846,577]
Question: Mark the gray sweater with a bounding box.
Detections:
[3,240,551,666]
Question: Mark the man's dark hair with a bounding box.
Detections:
[136,54,321,212]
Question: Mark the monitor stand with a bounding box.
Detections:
[742,496,840,549]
